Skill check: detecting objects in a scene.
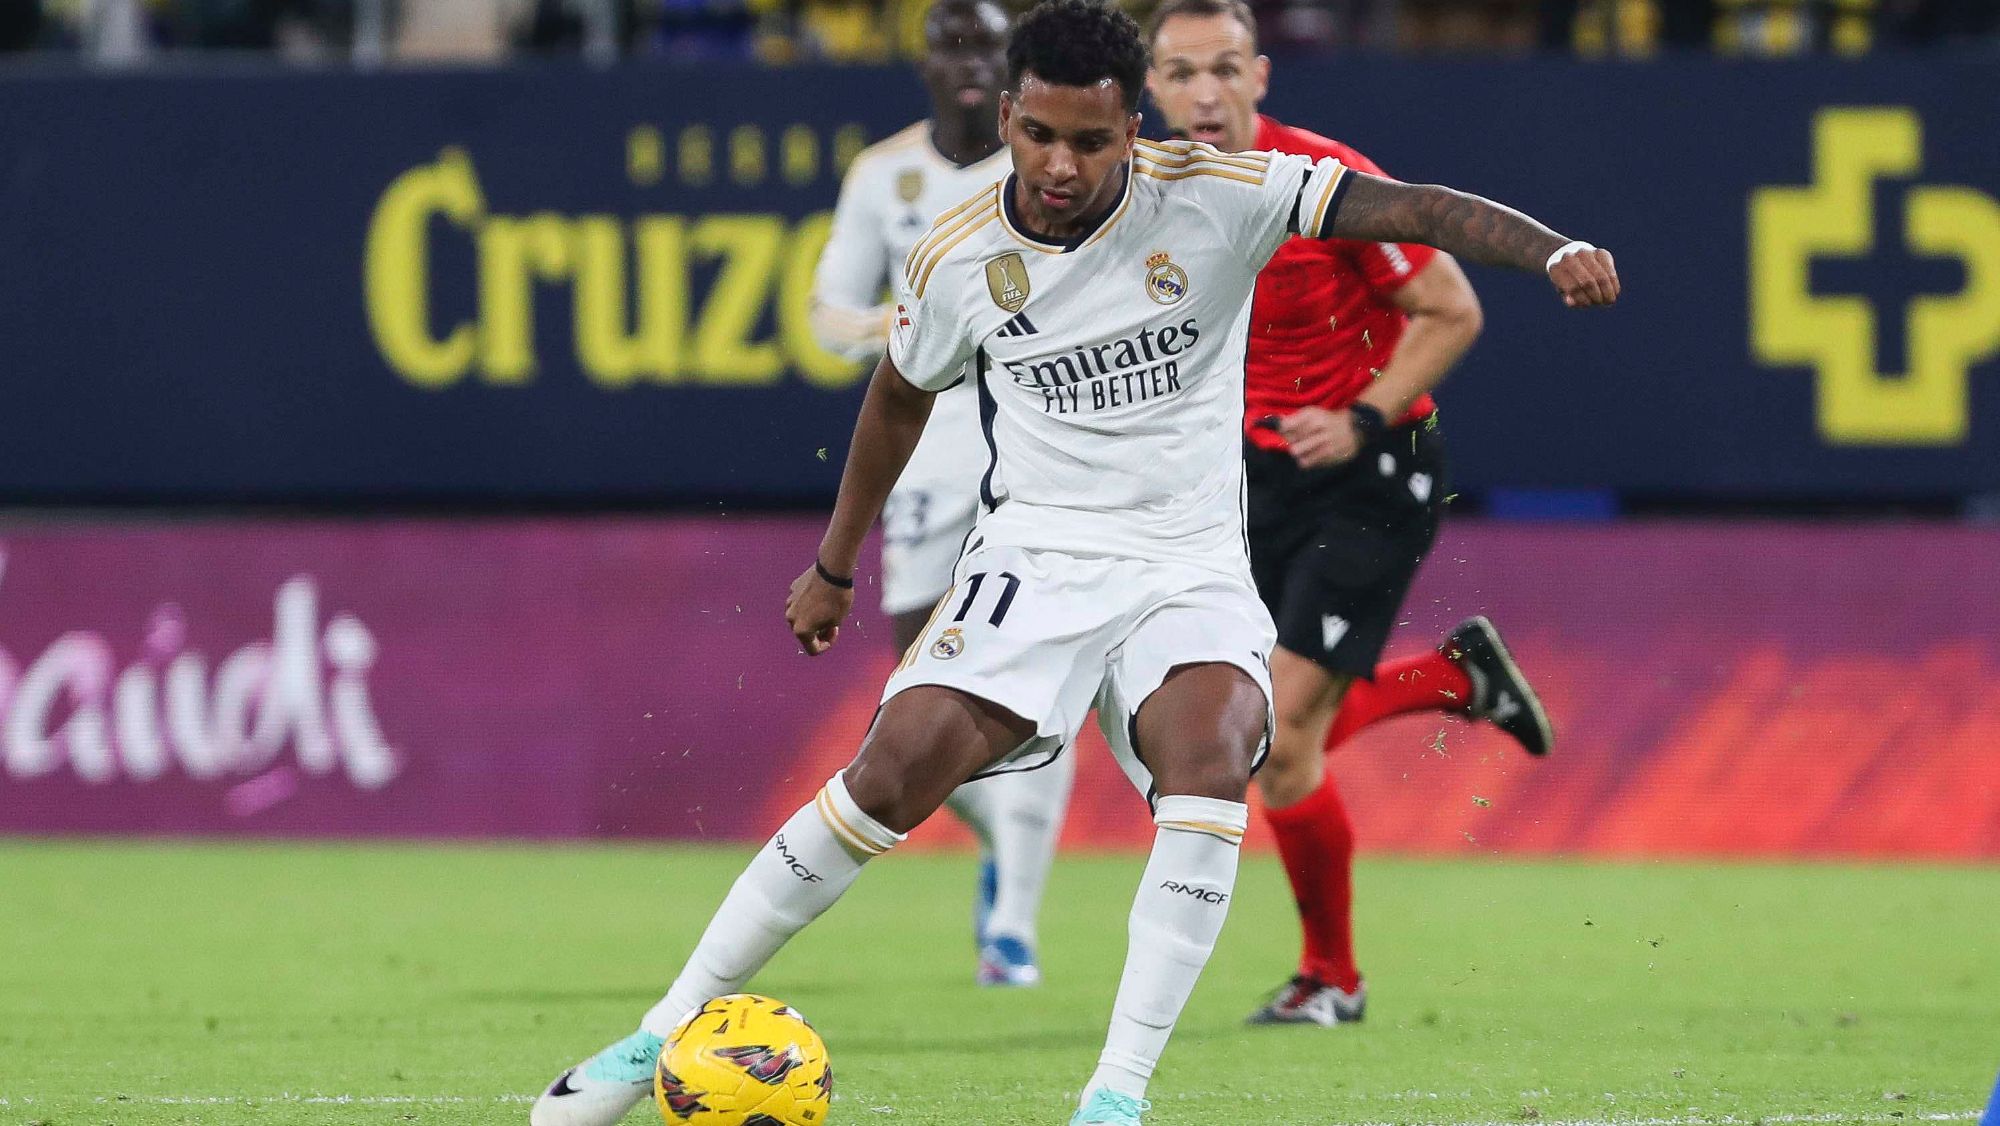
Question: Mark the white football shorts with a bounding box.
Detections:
[880,544,1275,800]
[879,485,980,617]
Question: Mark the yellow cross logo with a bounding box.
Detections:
[1749,107,2000,445]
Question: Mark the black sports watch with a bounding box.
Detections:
[1348,402,1389,446]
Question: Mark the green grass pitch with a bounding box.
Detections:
[2,842,1994,1125]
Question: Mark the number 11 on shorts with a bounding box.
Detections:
[894,570,1023,674]
[953,571,1021,628]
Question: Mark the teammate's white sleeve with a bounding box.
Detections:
[887,263,976,392]
[1233,151,1352,268]
[810,161,894,361]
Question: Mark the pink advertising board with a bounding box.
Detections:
[1,516,1994,859]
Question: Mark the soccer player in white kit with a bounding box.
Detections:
[808,0,1075,990]
[532,3,1619,1124]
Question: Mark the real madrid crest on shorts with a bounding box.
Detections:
[930,627,966,660]
[985,252,1030,313]
[1145,251,1190,305]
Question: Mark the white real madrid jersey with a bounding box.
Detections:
[811,122,1011,494]
[888,139,1351,578]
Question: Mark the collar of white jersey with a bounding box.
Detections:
[998,164,1132,254]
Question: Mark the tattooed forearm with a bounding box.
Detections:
[1327,172,1569,272]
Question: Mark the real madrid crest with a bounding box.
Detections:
[930,627,966,661]
[985,252,1030,313]
[896,169,925,204]
[1145,251,1189,305]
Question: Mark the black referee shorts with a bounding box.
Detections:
[1246,420,1448,678]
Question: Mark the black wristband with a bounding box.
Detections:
[1349,402,1389,445]
[814,558,854,589]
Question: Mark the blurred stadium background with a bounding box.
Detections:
[1,0,1995,858]
[3,2,1998,1123]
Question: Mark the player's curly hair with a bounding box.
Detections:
[1006,0,1148,112]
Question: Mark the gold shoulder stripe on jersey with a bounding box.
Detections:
[1135,165,1265,187]
[848,122,928,172]
[907,191,997,273]
[1133,151,1268,183]
[1135,145,1271,173]
[914,206,999,297]
[876,122,927,151]
[908,185,1000,282]
[903,197,989,282]
[905,195,999,291]
[1137,157,1271,180]
[1309,163,1350,237]
[903,185,1000,279]
[1136,140,1270,171]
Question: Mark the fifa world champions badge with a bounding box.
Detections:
[985,252,1030,313]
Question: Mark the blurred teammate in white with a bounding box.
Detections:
[533,2,1618,1124]
[808,0,1074,990]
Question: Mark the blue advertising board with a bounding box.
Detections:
[1,57,1995,503]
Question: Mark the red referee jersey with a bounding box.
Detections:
[1244,115,1437,451]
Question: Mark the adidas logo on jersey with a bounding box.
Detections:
[994,312,1038,338]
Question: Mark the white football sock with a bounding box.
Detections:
[980,756,1076,947]
[1084,794,1247,1101]
[640,771,903,1036]
[943,774,1001,852]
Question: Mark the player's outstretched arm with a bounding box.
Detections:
[788,355,936,655]
[1327,172,1621,308]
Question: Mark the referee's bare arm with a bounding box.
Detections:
[789,355,936,655]
[1326,172,1621,309]
[1359,254,1482,422]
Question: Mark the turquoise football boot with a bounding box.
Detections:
[1070,1089,1151,1126]
[531,1028,663,1126]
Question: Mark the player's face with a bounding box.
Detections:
[1145,13,1269,152]
[919,1,1009,124]
[999,72,1140,236]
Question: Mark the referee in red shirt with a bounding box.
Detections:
[1146,0,1557,1026]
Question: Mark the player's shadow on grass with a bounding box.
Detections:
[838,1024,1244,1055]
[456,987,664,1005]
[455,977,927,1006]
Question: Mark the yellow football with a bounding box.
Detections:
[655,994,833,1126]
